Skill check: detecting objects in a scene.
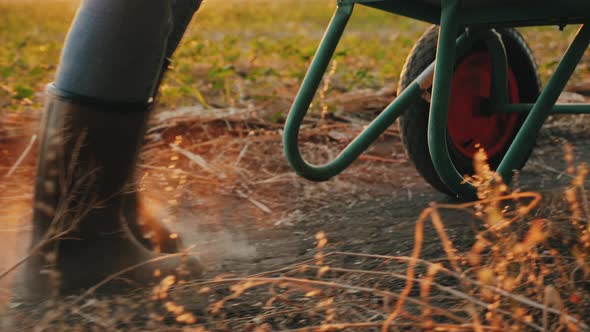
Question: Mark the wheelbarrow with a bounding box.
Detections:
[283,0,590,199]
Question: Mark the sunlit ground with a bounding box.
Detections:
[2,0,590,321]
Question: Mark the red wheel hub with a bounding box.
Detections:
[447,52,520,159]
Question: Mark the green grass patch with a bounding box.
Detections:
[0,0,586,112]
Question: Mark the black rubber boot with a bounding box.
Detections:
[24,86,203,300]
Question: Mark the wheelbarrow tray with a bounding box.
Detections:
[359,0,590,27]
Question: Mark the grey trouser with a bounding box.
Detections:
[55,0,202,104]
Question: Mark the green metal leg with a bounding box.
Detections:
[283,3,428,181]
[497,24,590,182]
[454,29,510,108]
[485,30,509,108]
[428,4,511,198]
[428,0,478,198]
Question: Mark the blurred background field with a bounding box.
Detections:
[1,0,588,115]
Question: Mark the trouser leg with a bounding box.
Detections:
[162,0,204,71]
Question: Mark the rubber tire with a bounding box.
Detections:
[398,26,540,197]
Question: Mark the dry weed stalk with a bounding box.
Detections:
[319,60,338,121]
[177,148,588,332]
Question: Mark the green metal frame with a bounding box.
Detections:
[283,0,590,198]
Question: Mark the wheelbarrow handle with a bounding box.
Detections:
[283,3,356,182]
[284,3,427,182]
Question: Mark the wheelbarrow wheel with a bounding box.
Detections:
[398,26,540,197]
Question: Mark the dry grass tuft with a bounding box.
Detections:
[4,147,589,331]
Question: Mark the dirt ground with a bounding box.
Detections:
[150,93,590,278]
[1,90,590,329]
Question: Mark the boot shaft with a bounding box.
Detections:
[33,86,151,239]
